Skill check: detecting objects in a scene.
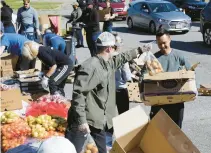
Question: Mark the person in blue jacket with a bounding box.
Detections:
[42,29,66,53]
[0,22,34,70]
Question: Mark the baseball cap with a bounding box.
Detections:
[37,136,77,153]
[96,32,116,47]
[72,1,79,6]
[0,21,4,33]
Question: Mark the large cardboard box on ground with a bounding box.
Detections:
[98,8,111,22]
[39,15,51,34]
[110,105,200,153]
[1,89,23,111]
[0,53,18,70]
[143,70,197,106]
[0,53,17,77]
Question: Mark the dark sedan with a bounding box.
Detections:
[173,0,207,19]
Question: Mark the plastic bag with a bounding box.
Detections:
[0,83,19,91]
[80,133,98,153]
[25,101,68,118]
[66,128,98,153]
[144,51,163,76]
[37,94,69,103]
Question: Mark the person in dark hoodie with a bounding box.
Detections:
[79,0,101,56]
[1,0,16,33]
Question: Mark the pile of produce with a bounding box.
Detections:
[146,58,163,76]
[1,112,31,152]
[84,143,99,153]
[1,111,68,152]
[26,115,67,139]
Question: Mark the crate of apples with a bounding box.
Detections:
[84,143,98,153]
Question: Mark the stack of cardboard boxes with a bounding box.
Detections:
[15,69,45,93]
[0,57,13,77]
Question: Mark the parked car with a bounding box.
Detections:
[127,0,192,34]
[96,0,128,20]
[173,0,207,19]
[200,1,211,46]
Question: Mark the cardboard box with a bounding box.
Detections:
[0,53,18,70]
[1,89,23,111]
[22,94,33,103]
[1,70,13,77]
[127,82,142,103]
[143,71,197,105]
[39,15,51,33]
[98,8,111,22]
[110,105,200,153]
[15,69,40,78]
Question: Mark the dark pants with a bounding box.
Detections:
[50,39,66,53]
[49,65,73,96]
[116,88,130,114]
[150,103,184,128]
[65,126,107,153]
[86,31,101,56]
[76,29,84,46]
[4,25,16,33]
[15,56,36,71]
[103,22,113,33]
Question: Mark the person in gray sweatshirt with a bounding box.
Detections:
[17,0,40,41]
[114,34,132,114]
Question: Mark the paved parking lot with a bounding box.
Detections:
[64,20,211,153]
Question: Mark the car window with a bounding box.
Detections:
[133,2,142,11]
[149,3,179,13]
[141,3,150,11]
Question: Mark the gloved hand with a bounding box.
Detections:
[78,123,90,133]
[41,76,49,89]
[36,29,41,36]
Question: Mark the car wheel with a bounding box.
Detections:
[203,27,211,47]
[127,18,133,29]
[149,21,156,34]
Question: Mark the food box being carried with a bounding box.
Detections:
[143,70,198,106]
[110,105,200,153]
